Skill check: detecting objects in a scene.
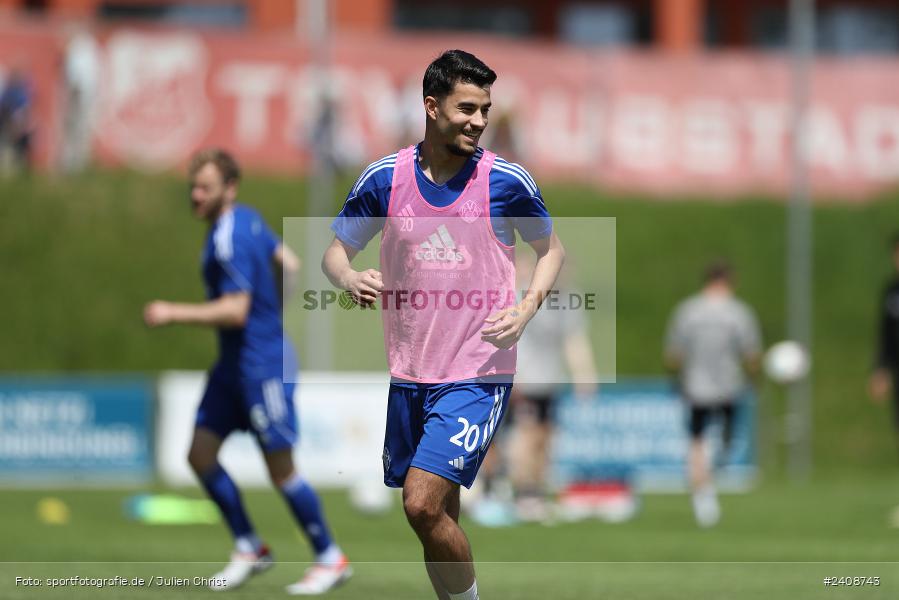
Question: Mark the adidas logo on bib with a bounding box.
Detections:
[416,224,464,263]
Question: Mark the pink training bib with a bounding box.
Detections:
[379,145,516,383]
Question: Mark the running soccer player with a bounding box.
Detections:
[664,261,762,528]
[143,149,350,595]
[322,50,565,600]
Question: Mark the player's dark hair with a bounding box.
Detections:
[189,148,241,185]
[423,50,497,100]
[704,260,733,284]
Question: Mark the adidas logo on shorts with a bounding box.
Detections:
[448,456,465,471]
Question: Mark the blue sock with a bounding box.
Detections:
[280,473,335,556]
[200,464,257,547]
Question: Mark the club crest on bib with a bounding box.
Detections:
[458,200,482,223]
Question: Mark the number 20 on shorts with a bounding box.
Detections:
[448,387,504,454]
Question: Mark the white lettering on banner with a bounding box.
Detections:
[217,63,287,147]
[534,90,601,165]
[0,395,93,428]
[87,31,899,193]
[602,97,899,181]
[555,433,687,462]
[356,69,407,143]
[611,95,670,170]
[681,99,737,174]
[800,106,850,174]
[99,31,212,167]
[743,100,789,172]
[0,430,139,459]
[856,106,899,180]
[0,394,143,461]
[559,397,682,429]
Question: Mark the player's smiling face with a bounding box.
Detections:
[429,81,491,157]
[190,162,236,221]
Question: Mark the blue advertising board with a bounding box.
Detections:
[0,376,154,484]
[552,379,757,491]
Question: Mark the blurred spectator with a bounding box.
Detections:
[867,234,899,456]
[0,66,34,174]
[471,253,598,525]
[308,88,363,177]
[61,28,100,173]
[664,261,761,528]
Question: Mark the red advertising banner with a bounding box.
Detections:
[2,21,898,200]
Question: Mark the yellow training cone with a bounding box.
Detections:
[36,497,70,525]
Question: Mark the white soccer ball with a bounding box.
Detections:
[763,340,810,384]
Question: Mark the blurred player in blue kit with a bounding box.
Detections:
[143,149,350,595]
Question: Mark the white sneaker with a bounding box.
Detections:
[209,545,274,591]
[285,556,353,595]
[515,496,550,523]
[692,490,721,528]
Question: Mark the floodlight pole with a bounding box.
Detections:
[786,0,815,480]
[303,0,335,371]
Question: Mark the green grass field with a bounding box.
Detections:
[2,170,899,598]
[2,480,899,599]
[3,169,899,470]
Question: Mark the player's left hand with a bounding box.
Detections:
[143,301,174,327]
[480,305,533,349]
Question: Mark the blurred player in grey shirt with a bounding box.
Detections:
[664,261,761,527]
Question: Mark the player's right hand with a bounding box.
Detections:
[143,300,173,327]
[344,269,383,306]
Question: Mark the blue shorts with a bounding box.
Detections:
[195,366,298,452]
[383,381,511,489]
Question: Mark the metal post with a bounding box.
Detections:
[786,0,815,480]
[303,0,335,371]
